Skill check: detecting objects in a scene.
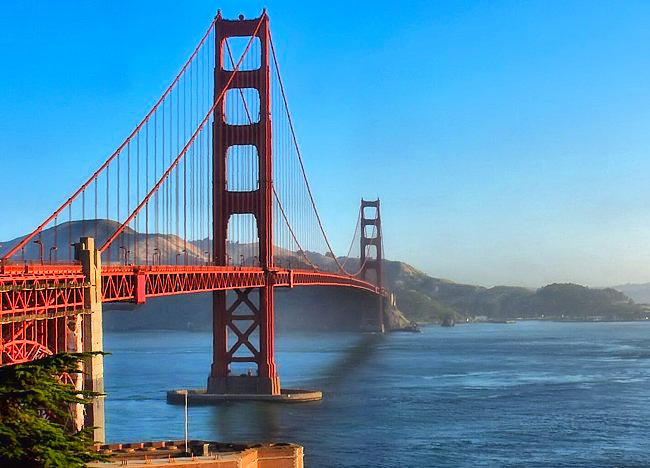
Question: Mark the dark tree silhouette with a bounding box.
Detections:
[0,352,109,467]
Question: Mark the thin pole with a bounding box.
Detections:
[184,391,189,454]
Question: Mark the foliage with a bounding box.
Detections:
[393,286,460,322]
[383,260,644,322]
[0,352,109,468]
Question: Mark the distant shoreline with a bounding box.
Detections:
[451,317,650,325]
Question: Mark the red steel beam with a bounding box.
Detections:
[0,265,86,318]
[0,264,87,367]
[0,264,382,368]
[100,265,385,303]
[1,265,384,316]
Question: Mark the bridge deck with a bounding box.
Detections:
[0,263,384,320]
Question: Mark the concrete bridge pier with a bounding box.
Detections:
[75,237,105,443]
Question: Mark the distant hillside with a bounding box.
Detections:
[3,220,645,327]
[2,220,408,331]
[0,219,338,269]
[385,260,645,323]
[612,283,650,304]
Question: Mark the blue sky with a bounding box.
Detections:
[2,1,650,287]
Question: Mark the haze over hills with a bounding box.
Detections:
[611,283,650,305]
[0,219,342,269]
[388,260,644,323]
[2,220,645,329]
[0,220,205,264]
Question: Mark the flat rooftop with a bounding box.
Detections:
[88,440,303,467]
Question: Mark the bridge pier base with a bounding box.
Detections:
[75,237,105,443]
[207,375,279,395]
[168,388,322,404]
[207,285,280,396]
[199,282,321,403]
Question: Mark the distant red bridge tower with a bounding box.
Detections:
[360,199,385,333]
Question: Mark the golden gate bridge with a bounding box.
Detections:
[0,11,387,441]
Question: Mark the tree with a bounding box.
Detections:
[0,352,109,467]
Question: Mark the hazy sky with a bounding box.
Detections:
[2,1,650,288]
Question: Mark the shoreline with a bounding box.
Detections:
[425,317,650,326]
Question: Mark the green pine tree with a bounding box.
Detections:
[0,352,110,467]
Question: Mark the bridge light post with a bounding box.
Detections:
[33,239,43,264]
[49,246,58,263]
[119,246,128,266]
[176,249,186,265]
[152,248,160,265]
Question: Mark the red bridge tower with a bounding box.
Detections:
[208,12,279,395]
[360,199,385,333]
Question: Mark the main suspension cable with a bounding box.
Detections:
[269,31,371,277]
[2,18,217,262]
[100,16,265,253]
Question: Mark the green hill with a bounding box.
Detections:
[385,260,645,323]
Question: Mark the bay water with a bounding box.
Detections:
[104,321,650,466]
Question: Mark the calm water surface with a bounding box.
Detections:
[104,321,650,466]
